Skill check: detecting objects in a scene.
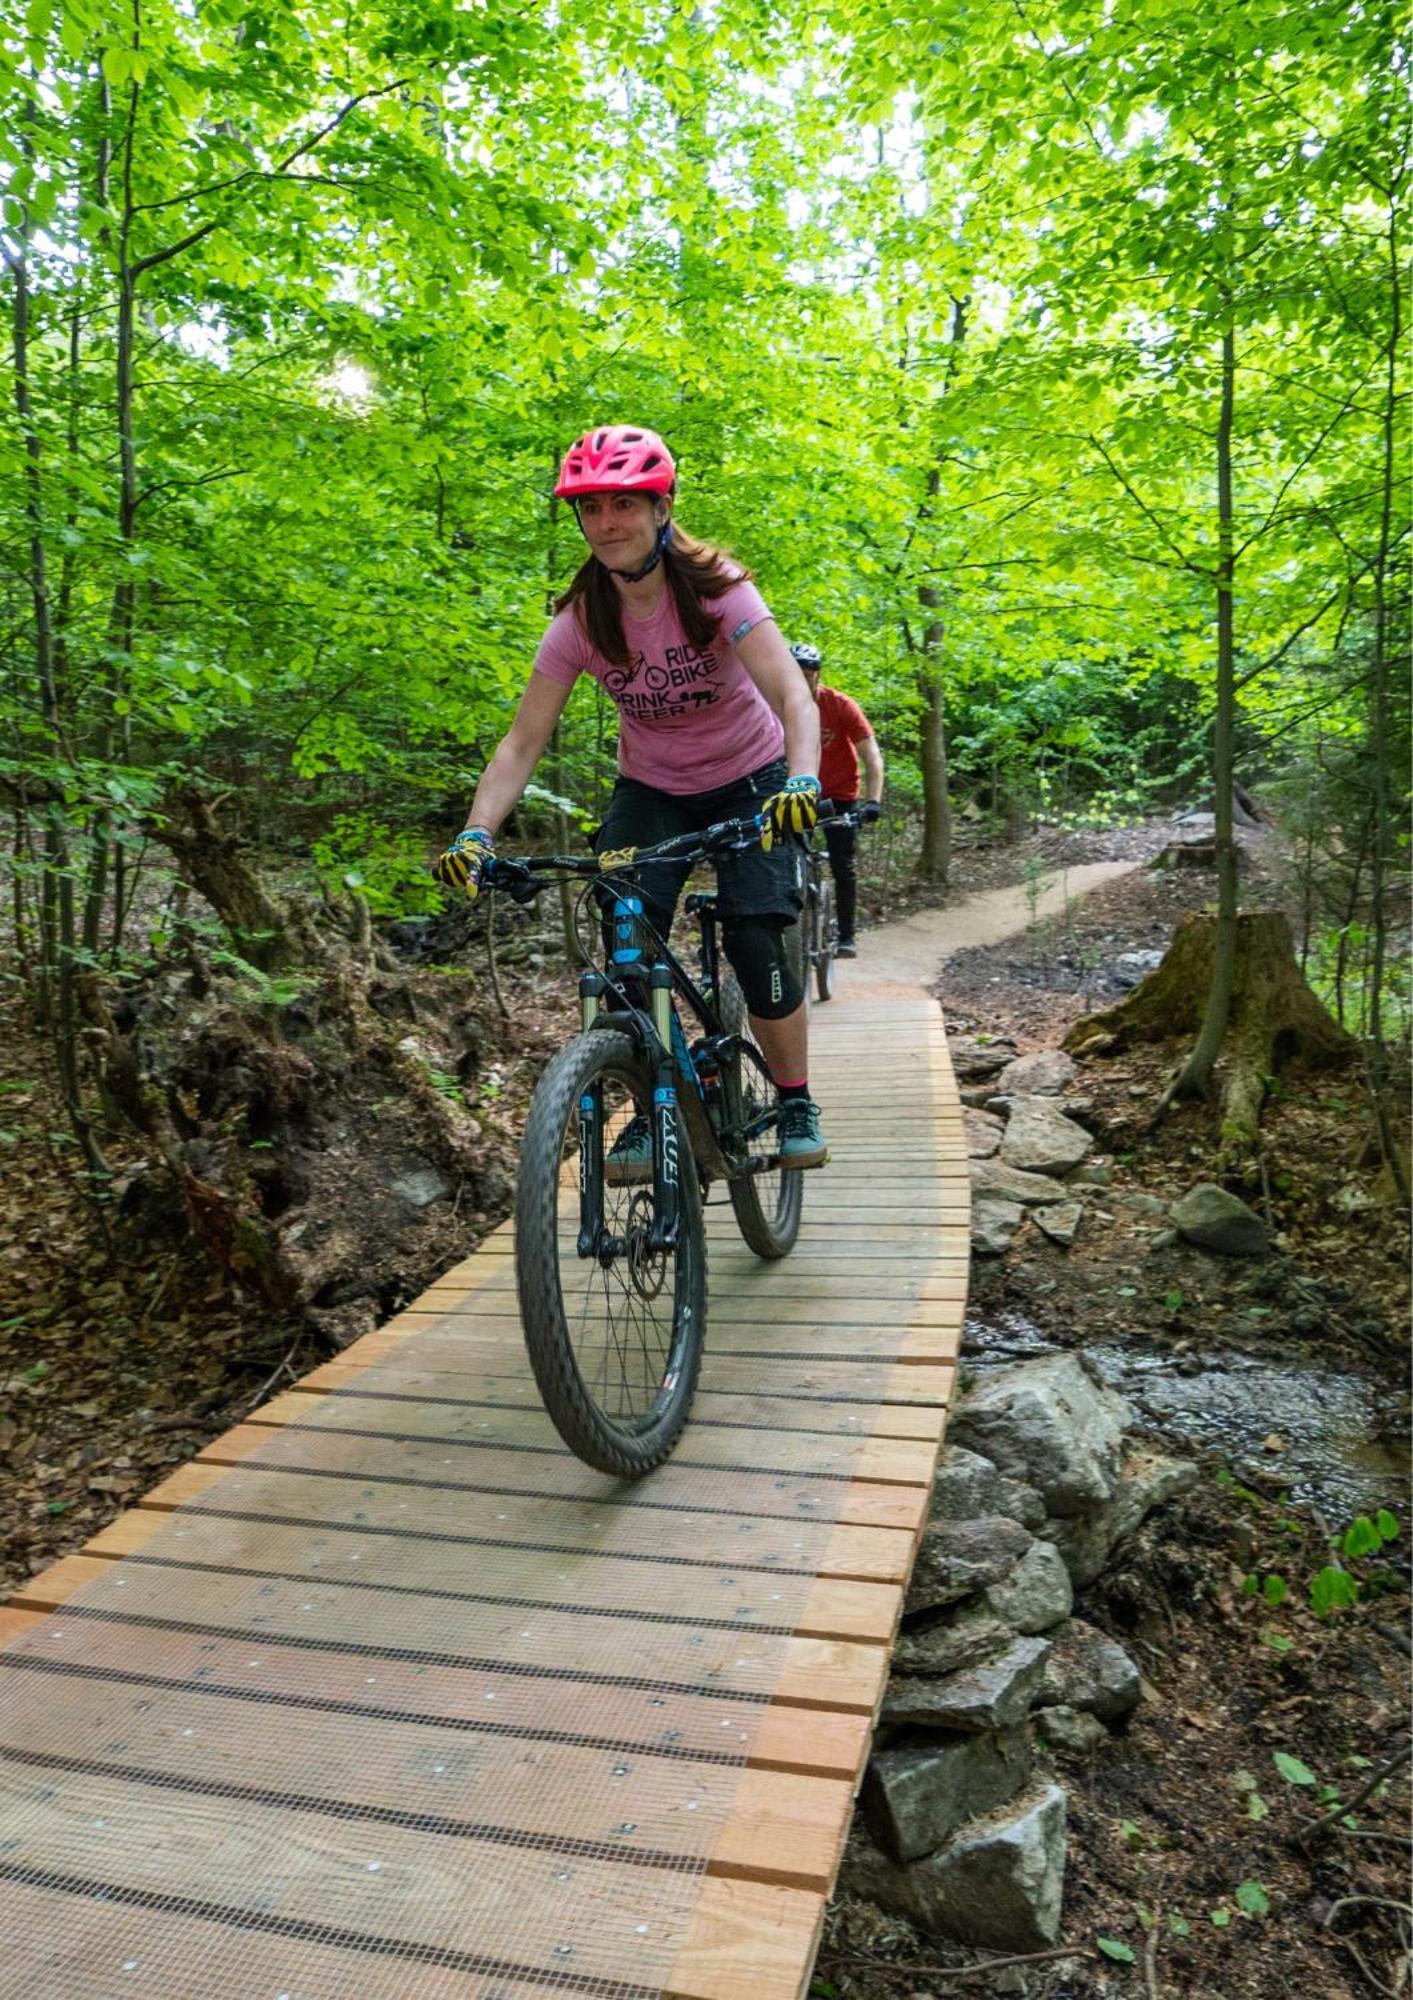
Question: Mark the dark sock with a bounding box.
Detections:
[776,1078,810,1103]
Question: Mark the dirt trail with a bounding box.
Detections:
[838,860,1141,1000]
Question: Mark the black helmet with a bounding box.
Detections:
[790,643,822,670]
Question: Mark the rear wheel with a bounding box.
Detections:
[515,1029,706,1476]
[815,880,837,1002]
[719,975,803,1259]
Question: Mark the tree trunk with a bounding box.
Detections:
[147,787,314,971]
[917,583,953,887]
[1065,909,1357,1154]
[1172,322,1239,1103]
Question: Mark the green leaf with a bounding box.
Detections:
[1375,1509,1399,1542]
[1210,1907,1232,1928]
[1236,1880,1270,1916]
[1168,1914,1191,1937]
[1342,1516,1383,1558]
[1310,1566,1360,1617]
[1262,1574,1287,1606]
[1163,1288,1183,1310]
[1097,1938,1136,1963]
[1245,1791,1269,1821]
[1273,1751,1317,1787]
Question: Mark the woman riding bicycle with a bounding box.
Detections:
[434,422,829,1169]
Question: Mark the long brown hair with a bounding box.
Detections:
[554,523,752,669]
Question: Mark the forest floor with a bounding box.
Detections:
[821,828,1412,2000]
[2,815,1408,1999]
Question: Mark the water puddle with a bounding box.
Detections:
[965,1312,1410,1524]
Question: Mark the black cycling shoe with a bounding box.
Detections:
[835,937,858,958]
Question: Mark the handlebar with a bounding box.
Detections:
[484,799,872,902]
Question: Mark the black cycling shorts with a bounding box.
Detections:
[592,756,803,937]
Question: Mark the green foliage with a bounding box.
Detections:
[1235,1881,1271,1917]
[1273,1752,1318,1788]
[1097,1937,1136,1964]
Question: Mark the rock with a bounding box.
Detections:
[1149,1227,1179,1251]
[949,1355,1131,1517]
[893,1600,1015,1680]
[951,1037,1018,1081]
[1115,1190,1169,1217]
[995,1477,1048,1530]
[1112,948,1165,990]
[965,1109,1005,1158]
[992,1049,1077,1096]
[971,1158,1073,1207]
[971,1197,1025,1256]
[905,1516,1035,1613]
[1001,1097,1094,1176]
[1036,1619,1140,1722]
[864,1730,1034,1861]
[1034,1201,1083,1248]
[929,1447,1003,1522]
[1068,1160,1113,1187]
[984,1540,1074,1635]
[1036,1704,1108,1755]
[389,1164,454,1211]
[1046,1449,1200,1586]
[960,1082,1004,1108]
[884,1635,1051,1733]
[1172,1183,1270,1257]
[916,1785,1070,1950]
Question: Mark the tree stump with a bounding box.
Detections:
[1064,911,1356,1152]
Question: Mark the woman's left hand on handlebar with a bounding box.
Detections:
[759,774,821,851]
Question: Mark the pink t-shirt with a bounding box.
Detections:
[532,576,783,794]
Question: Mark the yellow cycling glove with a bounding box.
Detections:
[760,775,821,852]
[431,827,495,899]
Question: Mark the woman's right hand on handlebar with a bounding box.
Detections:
[431,827,496,899]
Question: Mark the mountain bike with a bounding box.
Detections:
[484,809,832,1478]
[798,830,840,1003]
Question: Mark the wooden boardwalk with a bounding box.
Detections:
[0,980,966,1999]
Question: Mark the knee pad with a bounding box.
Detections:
[723,916,803,1020]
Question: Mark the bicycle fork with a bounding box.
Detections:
[575,908,679,1257]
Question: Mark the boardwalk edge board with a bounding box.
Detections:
[3,1001,968,2000]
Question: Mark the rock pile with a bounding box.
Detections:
[962,1040,1272,1260]
[841,1354,1198,1951]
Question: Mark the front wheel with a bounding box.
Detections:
[515,1029,706,1477]
[719,975,803,1259]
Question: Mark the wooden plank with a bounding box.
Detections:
[670,1877,825,2000]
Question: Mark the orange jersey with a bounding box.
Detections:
[817,685,872,799]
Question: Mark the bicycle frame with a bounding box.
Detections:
[485,811,787,1256]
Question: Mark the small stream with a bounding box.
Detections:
[965,1312,1411,1526]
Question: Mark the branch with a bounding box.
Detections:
[133,465,251,514]
[1234,567,1370,690]
[1087,434,1208,576]
[129,79,411,277]
[1301,1741,1412,1847]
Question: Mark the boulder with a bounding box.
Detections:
[965,1108,1005,1159]
[845,1786,1069,1950]
[884,1635,1051,1733]
[1036,1618,1141,1722]
[992,1049,1077,1096]
[1172,1183,1270,1257]
[1045,1449,1199,1586]
[971,1158,1073,1208]
[951,1037,1018,1081]
[1112,948,1165,990]
[984,1539,1074,1635]
[1036,1704,1108,1755]
[929,1446,1003,1522]
[949,1355,1131,1517]
[1034,1200,1084,1248]
[1000,1097,1095,1176]
[971,1197,1024,1256]
[864,1730,1034,1862]
[905,1516,1035,1614]
[893,1600,1014,1680]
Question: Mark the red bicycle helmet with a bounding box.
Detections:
[554,424,677,499]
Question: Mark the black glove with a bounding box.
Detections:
[859,799,882,824]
